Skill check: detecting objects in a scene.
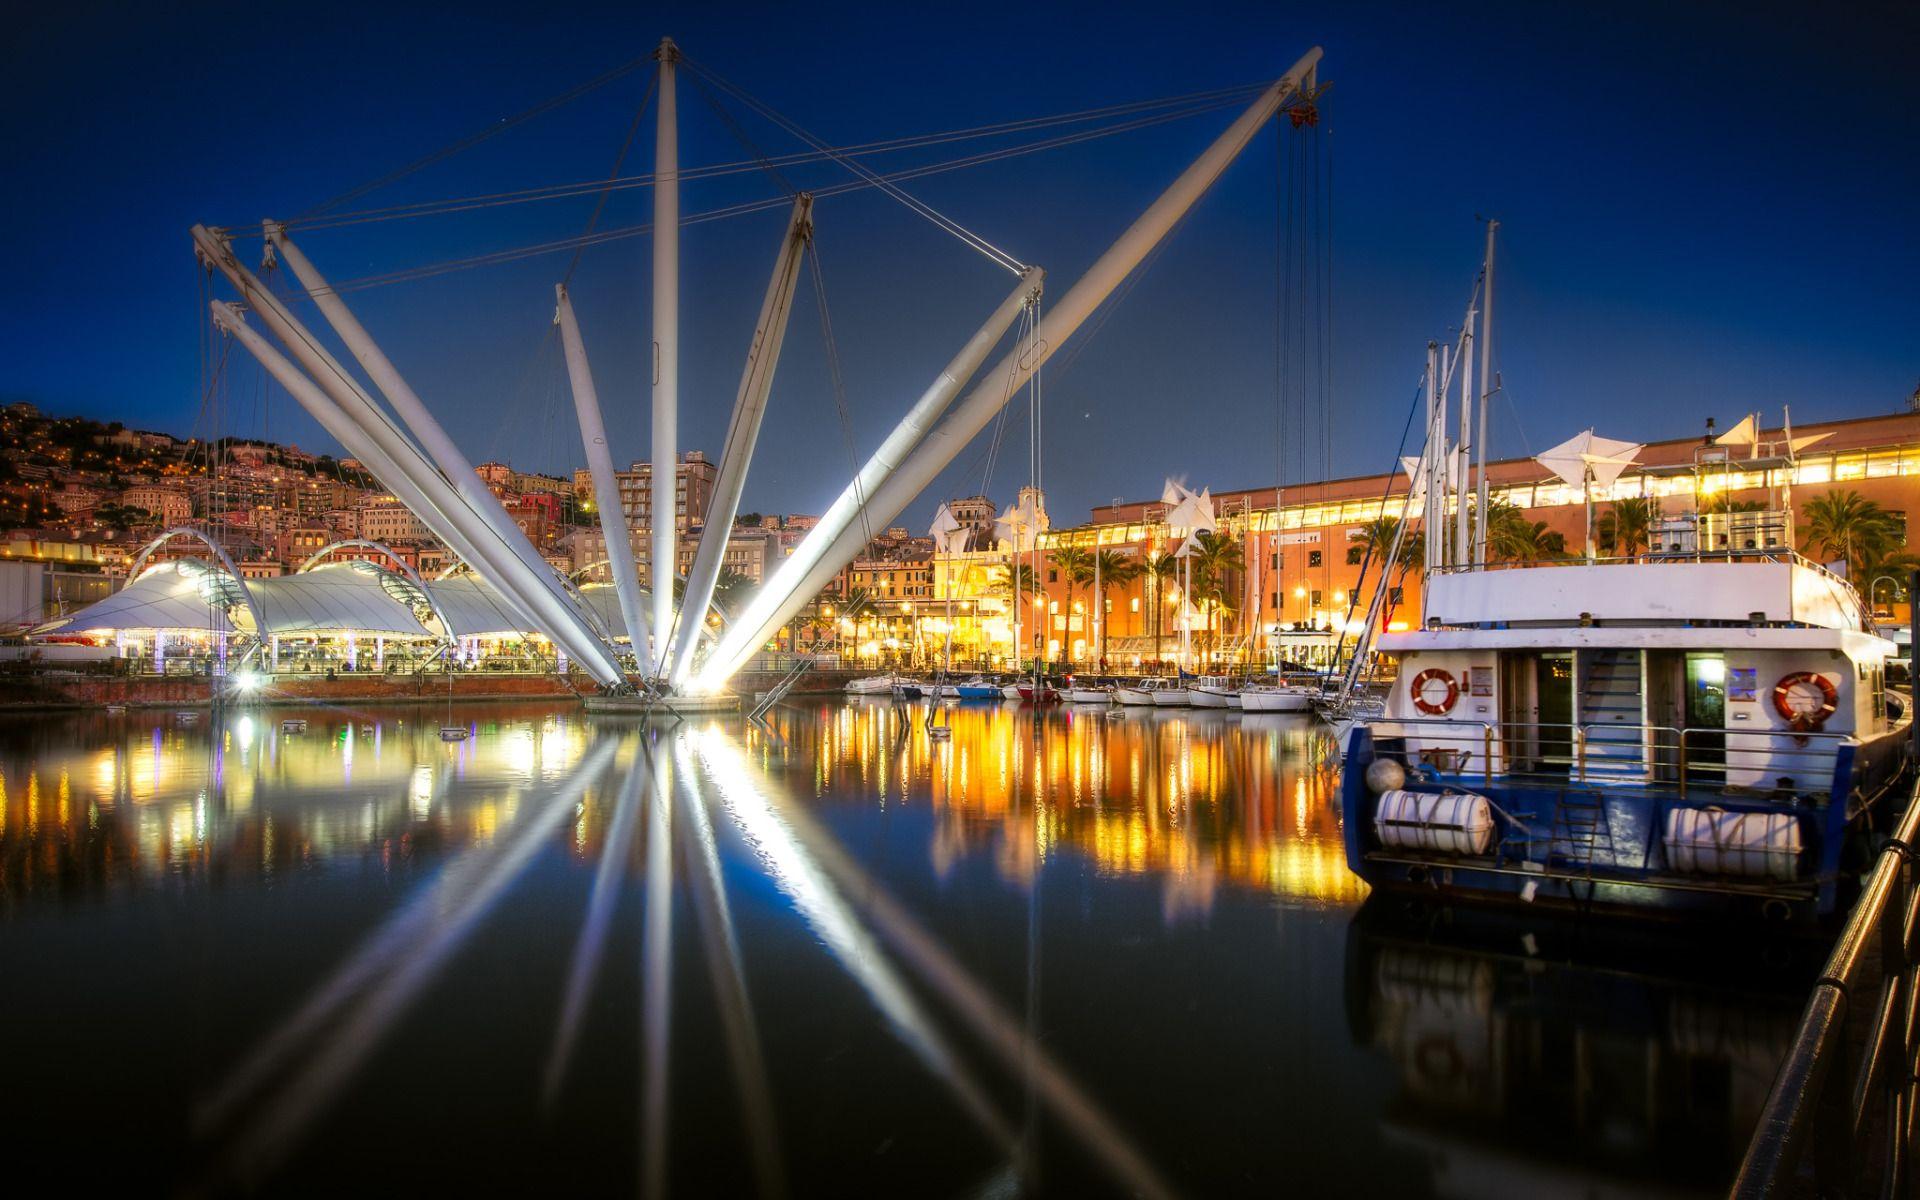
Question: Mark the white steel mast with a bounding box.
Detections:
[1472,220,1497,567]
[649,36,681,674]
[1453,312,1475,568]
[698,45,1325,688]
[669,195,813,685]
[556,283,650,665]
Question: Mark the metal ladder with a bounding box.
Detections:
[749,658,812,721]
[1548,789,1616,875]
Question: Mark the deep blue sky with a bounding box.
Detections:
[5,1,1915,528]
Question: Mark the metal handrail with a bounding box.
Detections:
[1731,778,1920,1198]
[1370,717,1851,799]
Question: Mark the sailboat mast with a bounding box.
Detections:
[1473,220,1498,566]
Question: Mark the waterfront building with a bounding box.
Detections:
[1032,410,1920,669]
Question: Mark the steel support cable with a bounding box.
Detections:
[685,70,797,199]
[804,241,872,556]
[564,72,660,285]
[280,97,1257,298]
[299,53,658,219]
[269,80,1268,235]
[679,55,1025,276]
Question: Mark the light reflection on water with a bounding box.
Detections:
[0,698,1807,1196]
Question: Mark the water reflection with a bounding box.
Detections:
[1346,903,1814,1198]
[0,699,1798,1196]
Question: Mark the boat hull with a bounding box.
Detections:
[1113,688,1156,706]
[1067,688,1112,704]
[1240,689,1314,713]
[1189,688,1234,709]
[1339,724,1911,922]
[1150,689,1190,707]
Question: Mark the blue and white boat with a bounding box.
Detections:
[955,676,1003,700]
[1341,543,1911,922]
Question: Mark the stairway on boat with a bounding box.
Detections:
[1578,649,1645,782]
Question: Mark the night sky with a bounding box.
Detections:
[5,1,1915,527]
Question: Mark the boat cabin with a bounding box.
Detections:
[1379,556,1900,796]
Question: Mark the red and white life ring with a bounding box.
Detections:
[1772,672,1838,732]
[1410,668,1459,716]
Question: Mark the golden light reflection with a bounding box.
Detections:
[0,704,590,903]
[807,702,1366,909]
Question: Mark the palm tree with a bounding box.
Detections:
[994,562,1037,664]
[1147,551,1180,668]
[1092,549,1143,663]
[1500,519,1568,562]
[1699,493,1766,515]
[1189,530,1246,662]
[1347,516,1426,586]
[1801,490,1902,580]
[1050,545,1094,664]
[1597,497,1656,557]
[1477,500,1568,563]
[711,567,754,619]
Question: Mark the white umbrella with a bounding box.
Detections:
[1535,429,1643,560]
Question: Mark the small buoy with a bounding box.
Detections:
[440,726,469,743]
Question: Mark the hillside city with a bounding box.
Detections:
[0,400,954,639]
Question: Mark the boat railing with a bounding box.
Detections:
[1730,775,1920,1199]
[1426,546,1851,588]
[1369,717,1851,799]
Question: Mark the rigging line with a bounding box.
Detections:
[1326,377,1425,677]
[299,51,657,219]
[804,240,873,557]
[564,70,660,286]
[679,55,1025,276]
[684,70,797,198]
[270,79,1267,234]
[280,96,1256,297]
[973,299,1039,495]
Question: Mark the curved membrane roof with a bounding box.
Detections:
[38,557,668,647]
[40,560,239,635]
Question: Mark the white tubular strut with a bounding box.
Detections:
[556,283,652,662]
[698,45,1324,687]
[264,225,628,682]
[193,226,627,685]
[668,194,813,685]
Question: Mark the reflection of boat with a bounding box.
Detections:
[1341,546,1910,920]
[1345,901,1812,1198]
[439,726,469,742]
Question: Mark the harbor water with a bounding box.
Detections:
[0,698,1817,1195]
